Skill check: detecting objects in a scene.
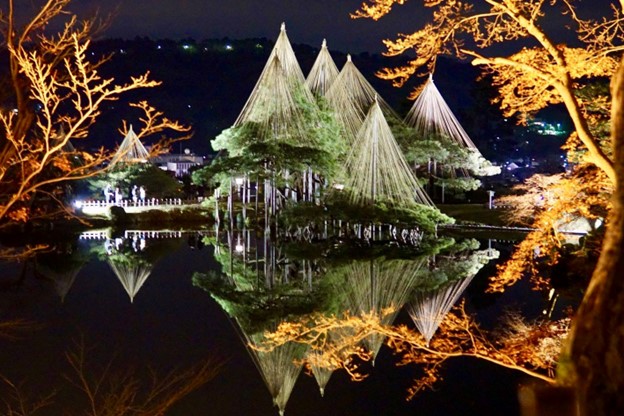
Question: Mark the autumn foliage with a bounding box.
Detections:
[0,0,189,227]
[258,302,563,399]
[353,0,622,182]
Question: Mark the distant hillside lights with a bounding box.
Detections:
[180,42,233,53]
[527,118,568,136]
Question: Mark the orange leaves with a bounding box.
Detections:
[351,0,619,183]
[490,163,611,293]
[484,45,620,118]
[0,1,184,226]
[495,312,571,373]
[565,47,618,79]
[118,101,192,158]
[7,207,29,223]
[259,301,555,400]
[351,0,407,21]
[52,154,73,172]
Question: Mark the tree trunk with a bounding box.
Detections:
[566,56,624,415]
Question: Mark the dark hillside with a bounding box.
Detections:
[85,37,485,155]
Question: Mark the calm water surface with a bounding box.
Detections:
[0,229,573,416]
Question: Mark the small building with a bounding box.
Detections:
[150,149,207,177]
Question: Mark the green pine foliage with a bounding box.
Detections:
[279,193,454,233]
[86,164,183,199]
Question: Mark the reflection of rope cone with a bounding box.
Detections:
[234,320,306,416]
[307,345,338,396]
[340,258,428,360]
[407,248,499,345]
[108,260,153,303]
[408,275,474,345]
[37,263,82,303]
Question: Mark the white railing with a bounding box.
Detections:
[79,198,187,208]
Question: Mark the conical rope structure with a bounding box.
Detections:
[405,75,479,152]
[235,56,320,148]
[234,22,314,129]
[342,100,434,207]
[110,125,149,166]
[340,258,428,361]
[404,75,501,178]
[305,39,340,97]
[107,259,153,303]
[325,54,399,144]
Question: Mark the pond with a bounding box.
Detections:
[0,227,578,416]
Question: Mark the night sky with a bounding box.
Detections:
[65,0,422,54]
[63,0,619,54]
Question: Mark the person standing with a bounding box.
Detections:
[139,186,146,204]
[131,185,138,205]
[104,184,113,204]
[115,187,122,205]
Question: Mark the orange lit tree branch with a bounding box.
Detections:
[259,302,559,399]
[352,0,621,183]
[0,1,188,226]
[0,33,161,224]
[119,101,193,157]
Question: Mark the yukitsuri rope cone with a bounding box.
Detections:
[342,100,433,207]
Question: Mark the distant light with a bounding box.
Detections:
[225,44,233,51]
[235,177,244,185]
[235,243,244,253]
[182,44,190,50]
[157,45,162,50]
[74,200,83,209]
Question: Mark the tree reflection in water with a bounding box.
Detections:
[0,227,573,414]
[192,227,565,413]
[0,229,222,415]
